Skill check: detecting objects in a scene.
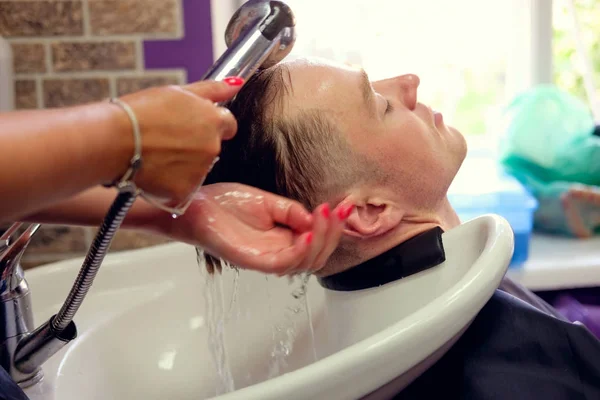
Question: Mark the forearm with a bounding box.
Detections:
[19,186,164,232]
[0,103,131,223]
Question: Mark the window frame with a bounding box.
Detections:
[506,0,554,98]
[209,0,242,62]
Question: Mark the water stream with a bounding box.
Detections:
[196,247,318,395]
[196,248,235,395]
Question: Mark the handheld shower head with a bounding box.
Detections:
[225,0,296,68]
[202,0,296,83]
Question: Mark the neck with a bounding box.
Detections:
[321,197,460,277]
[434,197,461,230]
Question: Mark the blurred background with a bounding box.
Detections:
[0,0,598,268]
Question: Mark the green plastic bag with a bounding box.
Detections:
[499,84,600,237]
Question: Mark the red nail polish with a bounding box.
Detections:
[337,204,353,219]
[305,232,313,245]
[321,204,330,219]
[343,204,355,219]
[223,76,244,86]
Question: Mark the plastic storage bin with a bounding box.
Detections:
[448,156,538,267]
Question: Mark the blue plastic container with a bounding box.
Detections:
[447,156,538,267]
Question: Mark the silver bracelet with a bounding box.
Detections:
[139,155,220,217]
[104,97,218,217]
[105,97,143,193]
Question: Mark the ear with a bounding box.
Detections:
[341,196,404,239]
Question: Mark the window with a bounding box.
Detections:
[215,1,564,151]
[553,0,600,119]
[210,0,240,61]
[283,0,518,139]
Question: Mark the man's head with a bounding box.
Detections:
[205,58,467,274]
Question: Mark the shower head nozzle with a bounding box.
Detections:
[202,1,296,83]
[225,0,296,69]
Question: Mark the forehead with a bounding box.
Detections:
[280,59,370,122]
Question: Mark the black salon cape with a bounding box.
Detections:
[396,289,600,400]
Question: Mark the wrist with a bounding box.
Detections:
[96,100,137,185]
[124,197,170,233]
[150,196,209,246]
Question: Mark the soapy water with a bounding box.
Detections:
[195,247,318,395]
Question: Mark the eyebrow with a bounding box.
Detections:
[359,69,376,116]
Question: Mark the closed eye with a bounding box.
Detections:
[385,100,394,114]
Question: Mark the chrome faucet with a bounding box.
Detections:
[0,223,77,388]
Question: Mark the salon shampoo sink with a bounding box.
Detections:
[23,214,513,400]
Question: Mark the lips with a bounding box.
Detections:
[416,102,443,125]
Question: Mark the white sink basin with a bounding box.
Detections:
[23,214,513,400]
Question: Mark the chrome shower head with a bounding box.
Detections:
[225,0,296,68]
[202,0,296,84]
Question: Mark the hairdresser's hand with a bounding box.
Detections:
[111,78,243,202]
[160,183,353,275]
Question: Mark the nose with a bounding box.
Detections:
[396,74,420,110]
[374,74,420,110]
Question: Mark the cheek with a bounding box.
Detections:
[374,137,440,183]
[387,119,437,162]
[393,125,454,182]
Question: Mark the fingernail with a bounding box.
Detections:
[321,204,330,219]
[305,232,313,245]
[343,204,355,219]
[337,204,354,220]
[218,107,232,116]
[223,76,244,86]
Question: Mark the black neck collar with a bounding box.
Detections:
[318,227,446,291]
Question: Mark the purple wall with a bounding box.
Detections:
[143,0,214,83]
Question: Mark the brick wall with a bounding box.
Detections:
[0,0,215,268]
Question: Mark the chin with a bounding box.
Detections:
[447,130,468,177]
[448,126,467,158]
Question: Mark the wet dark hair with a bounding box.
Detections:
[203,67,285,197]
[205,64,364,205]
[203,64,362,273]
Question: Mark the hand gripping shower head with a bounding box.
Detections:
[150,0,297,214]
[202,0,296,87]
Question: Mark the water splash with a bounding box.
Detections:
[267,273,317,377]
[264,275,282,377]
